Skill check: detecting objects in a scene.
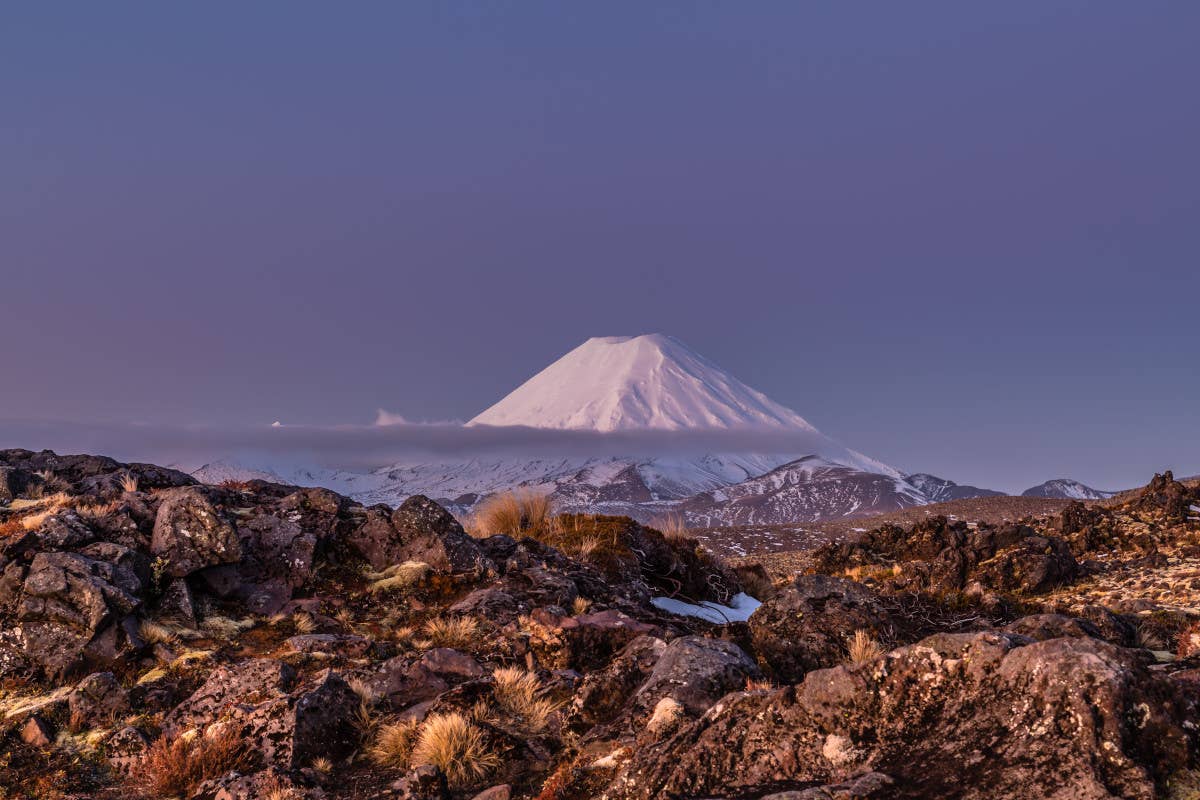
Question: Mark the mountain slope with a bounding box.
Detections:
[905,473,1005,503]
[1022,479,1114,500]
[677,456,927,526]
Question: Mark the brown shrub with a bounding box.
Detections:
[130,727,250,797]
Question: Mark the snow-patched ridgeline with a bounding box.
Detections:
[192,335,1012,525]
[1021,478,1114,500]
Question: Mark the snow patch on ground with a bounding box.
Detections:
[651,592,761,623]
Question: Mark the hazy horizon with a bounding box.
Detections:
[3,4,1198,491]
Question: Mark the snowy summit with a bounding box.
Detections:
[468,334,817,432]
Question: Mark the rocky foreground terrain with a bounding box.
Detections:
[1,449,1199,799]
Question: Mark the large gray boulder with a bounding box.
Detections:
[15,550,144,676]
[348,495,493,575]
[151,487,240,577]
[748,575,892,682]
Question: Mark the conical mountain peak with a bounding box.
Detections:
[468,334,817,433]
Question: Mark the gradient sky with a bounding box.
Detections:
[2,3,1198,492]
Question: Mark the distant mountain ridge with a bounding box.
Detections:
[1022,479,1114,500]
[677,457,928,526]
[905,473,1005,503]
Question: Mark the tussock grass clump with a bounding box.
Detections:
[650,513,691,542]
[131,727,250,798]
[138,618,180,646]
[560,530,603,561]
[75,500,119,520]
[291,611,317,634]
[347,676,379,708]
[1136,623,1167,651]
[367,561,432,594]
[169,649,214,671]
[199,615,255,640]
[392,625,434,651]
[473,491,553,538]
[571,596,592,616]
[369,719,420,769]
[490,667,558,733]
[118,473,139,493]
[422,615,481,649]
[411,712,499,788]
[846,629,884,663]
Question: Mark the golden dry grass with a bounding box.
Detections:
[291,611,317,634]
[392,625,434,651]
[571,596,592,616]
[846,629,884,663]
[650,513,691,541]
[560,531,603,561]
[74,500,119,520]
[367,561,431,594]
[119,473,139,493]
[490,667,558,733]
[410,712,499,788]
[199,615,255,640]
[138,618,180,646]
[473,490,553,538]
[130,727,250,798]
[422,615,481,649]
[369,719,420,769]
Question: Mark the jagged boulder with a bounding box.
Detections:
[0,466,31,503]
[151,487,240,577]
[68,671,130,727]
[571,635,668,730]
[568,635,759,741]
[972,533,1079,594]
[291,670,363,767]
[604,632,1193,800]
[631,636,761,719]
[14,550,144,676]
[518,608,660,672]
[1130,471,1196,523]
[748,575,891,682]
[348,496,493,576]
[1002,613,1104,642]
[165,659,360,770]
[812,517,1079,596]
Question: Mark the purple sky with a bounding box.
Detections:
[2,3,1198,492]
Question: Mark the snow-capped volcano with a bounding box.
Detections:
[190,334,961,526]
[468,334,816,432]
[467,334,897,480]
